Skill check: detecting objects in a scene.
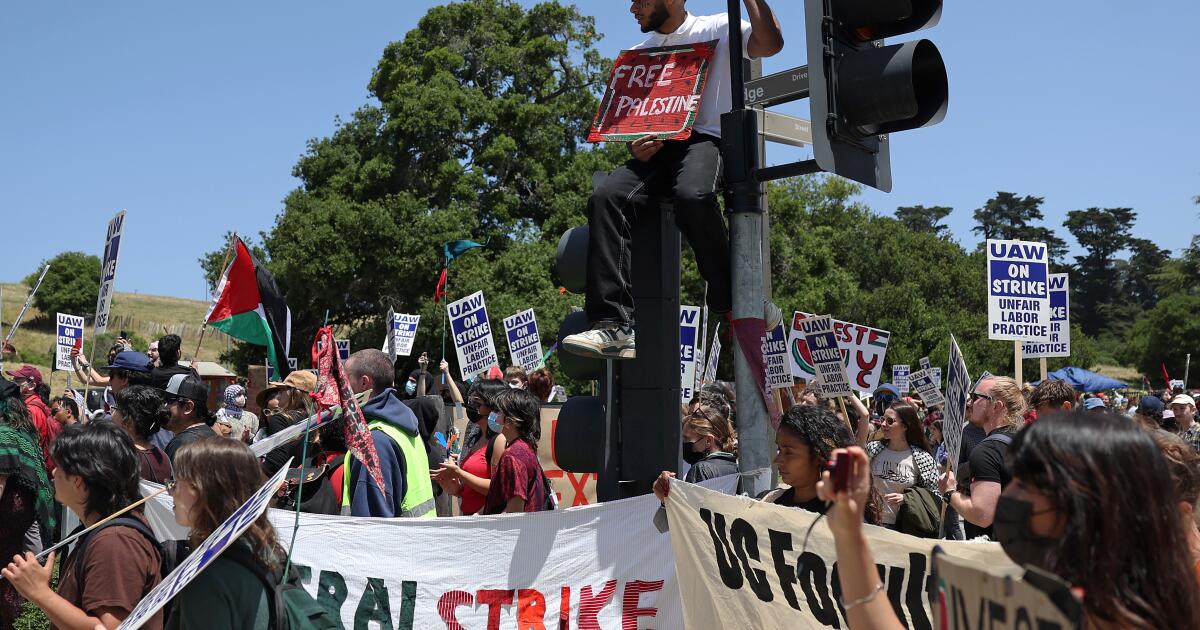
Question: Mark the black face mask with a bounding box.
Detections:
[682,440,706,465]
[993,495,1058,571]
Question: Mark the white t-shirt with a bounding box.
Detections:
[631,12,753,138]
[870,446,916,525]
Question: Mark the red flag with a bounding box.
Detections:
[433,268,448,303]
[311,327,386,492]
[1162,363,1172,389]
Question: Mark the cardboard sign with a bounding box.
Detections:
[892,364,911,392]
[987,239,1051,341]
[665,480,1013,630]
[503,309,544,374]
[449,291,498,381]
[763,323,792,390]
[788,312,891,393]
[702,324,722,386]
[934,552,1081,629]
[55,313,84,371]
[94,210,126,334]
[909,367,945,407]
[680,305,702,403]
[796,315,852,398]
[943,335,972,475]
[1022,273,1070,358]
[336,339,350,361]
[587,41,718,142]
[117,461,291,629]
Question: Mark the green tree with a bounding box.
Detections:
[894,205,953,237]
[1123,292,1200,388]
[23,252,101,322]
[1063,207,1135,336]
[971,192,1068,262]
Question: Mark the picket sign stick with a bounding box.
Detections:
[1039,357,1047,381]
[4,264,49,348]
[1013,341,1023,384]
[1186,353,1192,389]
[35,487,169,559]
[192,233,238,363]
[836,396,853,432]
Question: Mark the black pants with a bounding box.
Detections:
[584,134,733,326]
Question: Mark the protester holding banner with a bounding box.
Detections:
[483,388,547,514]
[434,381,507,515]
[166,437,286,629]
[0,378,53,628]
[1001,413,1200,627]
[111,385,172,485]
[863,402,939,532]
[561,0,783,360]
[938,376,1023,539]
[342,349,435,518]
[4,423,163,630]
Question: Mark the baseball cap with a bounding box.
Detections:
[1170,394,1196,407]
[874,383,901,398]
[4,365,43,386]
[164,373,210,403]
[1083,397,1106,410]
[1137,396,1165,415]
[105,350,154,373]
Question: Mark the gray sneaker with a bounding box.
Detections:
[562,324,636,360]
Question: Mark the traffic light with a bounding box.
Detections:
[805,0,948,192]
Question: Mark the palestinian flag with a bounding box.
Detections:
[205,238,292,378]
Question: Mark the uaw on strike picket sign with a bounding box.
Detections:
[789,311,891,394]
[680,305,701,403]
[94,210,126,334]
[449,290,499,381]
[588,41,718,142]
[1022,273,1071,358]
[987,239,1051,342]
[55,313,84,370]
[503,308,543,374]
[796,315,853,399]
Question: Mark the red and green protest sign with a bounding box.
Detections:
[587,40,718,142]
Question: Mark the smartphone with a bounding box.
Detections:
[831,451,851,493]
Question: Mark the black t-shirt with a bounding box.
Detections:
[769,488,829,514]
[958,423,986,466]
[165,424,217,461]
[958,425,1017,539]
[150,364,197,390]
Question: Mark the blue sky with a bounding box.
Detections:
[2,1,1197,301]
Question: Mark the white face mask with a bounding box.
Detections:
[507,381,525,390]
[234,394,247,408]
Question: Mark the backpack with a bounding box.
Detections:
[487,435,557,511]
[223,545,344,630]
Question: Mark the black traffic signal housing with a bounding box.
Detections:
[805,0,948,192]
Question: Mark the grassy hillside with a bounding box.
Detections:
[1,282,232,391]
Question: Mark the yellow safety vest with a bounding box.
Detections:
[341,420,435,518]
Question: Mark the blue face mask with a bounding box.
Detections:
[405,381,417,396]
[487,411,503,434]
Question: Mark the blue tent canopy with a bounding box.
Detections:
[1037,367,1128,392]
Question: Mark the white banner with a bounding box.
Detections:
[934,552,1080,628]
[665,480,1013,630]
[796,315,852,399]
[987,239,1051,342]
[55,312,85,371]
[943,335,972,475]
[788,312,891,394]
[503,309,544,374]
[94,210,126,334]
[1021,273,1070,358]
[763,323,792,391]
[680,305,701,403]
[120,461,291,629]
[449,291,498,381]
[141,474,741,629]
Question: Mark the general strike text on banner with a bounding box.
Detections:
[587,42,718,142]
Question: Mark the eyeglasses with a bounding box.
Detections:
[969,391,994,402]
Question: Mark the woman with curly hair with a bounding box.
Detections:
[0,378,54,627]
[167,436,288,629]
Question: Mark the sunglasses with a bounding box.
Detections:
[882,417,899,426]
[969,391,994,402]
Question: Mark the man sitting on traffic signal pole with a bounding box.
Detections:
[562,0,784,360]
